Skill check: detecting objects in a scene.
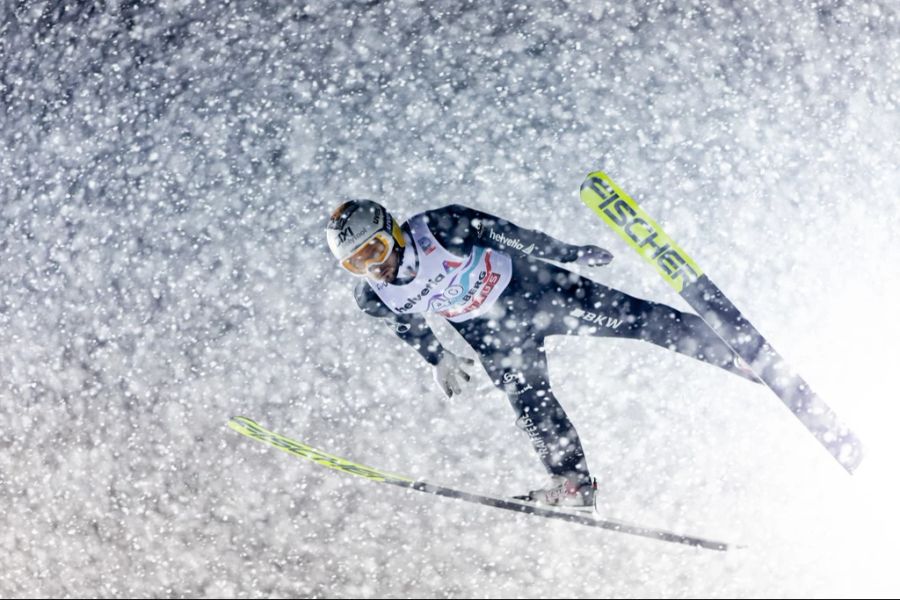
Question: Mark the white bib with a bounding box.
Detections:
[368,214,513,323]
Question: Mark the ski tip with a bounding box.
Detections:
[228,416,261,433]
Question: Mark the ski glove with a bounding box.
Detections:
[433,352,476,398]
[572,245,613,267]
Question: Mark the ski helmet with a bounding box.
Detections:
[326,200,405,275]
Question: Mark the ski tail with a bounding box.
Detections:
[580,171,863,473]
[228,416,414,485]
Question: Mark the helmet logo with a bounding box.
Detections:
[337,226,355,244]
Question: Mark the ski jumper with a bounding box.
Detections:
[353,204,753,486]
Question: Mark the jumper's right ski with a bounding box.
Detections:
[580,171,863,473]
[228,416,732,551]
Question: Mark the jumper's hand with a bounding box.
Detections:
[573,245,613,267]
[433,353,476,398]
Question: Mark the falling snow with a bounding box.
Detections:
[1,1,899,597]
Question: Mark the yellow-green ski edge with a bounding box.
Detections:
[580,171,702,293]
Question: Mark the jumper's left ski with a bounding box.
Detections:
[228,416,732,551]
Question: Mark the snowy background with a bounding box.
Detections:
[2,0,899,597]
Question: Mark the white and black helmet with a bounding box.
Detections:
[326,200,406,274]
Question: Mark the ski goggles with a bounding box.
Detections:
[340,231,395,276]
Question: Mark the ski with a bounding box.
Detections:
[228,416,732,551]
[579,171,863,473]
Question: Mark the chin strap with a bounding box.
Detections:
[391,218,406,247]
